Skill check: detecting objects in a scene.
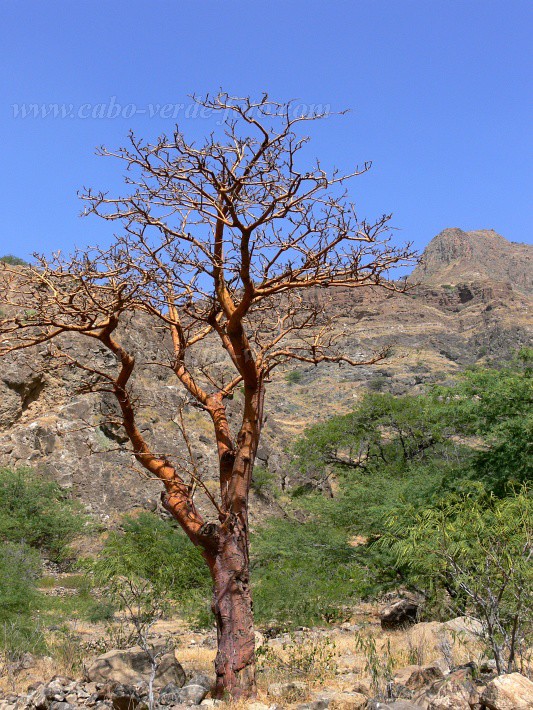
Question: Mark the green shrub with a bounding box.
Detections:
[90,512,212,626]
[0,542,41,622]
[0,542,46,656]
[0,254,29,266]
[0,468,86,562]
[285,369,303,385]
[384,488,532,673]
[251,465,277,496]
[251,519,357,627]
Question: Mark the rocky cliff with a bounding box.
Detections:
[0,229,531,521]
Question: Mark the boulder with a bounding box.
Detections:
[267,680,309,701]
[86,647,186,688]
[440,616,483,639]
[176,683,208,705]
[329,693,368,709]
[380,599,419,629]
[296,700,330,710]
[159,680,208,707]
[393,664,444,691]
[186,674,212,692]
[480,672,533,710]
[414,668,479,709]
[367,702,420,709]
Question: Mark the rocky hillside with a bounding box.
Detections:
[0,228,531,521]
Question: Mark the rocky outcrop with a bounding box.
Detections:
[411,228,532,294]
[480,672,533,709]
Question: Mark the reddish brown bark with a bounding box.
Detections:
[209,522,256,698]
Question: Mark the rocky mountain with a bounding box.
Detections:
[0,228,531,522]
[411,228,532,293]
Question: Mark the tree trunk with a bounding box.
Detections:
[210,518,256,699]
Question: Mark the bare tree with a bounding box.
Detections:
[0,93,415,698]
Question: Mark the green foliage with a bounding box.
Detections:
[91,512,212,626]
[251,465,277,496]
[283,353,533,614]
[354,632,395,697]
[0,470,99,657]
[0,468,86,562]
[433,349,533,495]
[0,254,29,266]
[0,542,46,656]
[285,369,303,385]
[0,542,41,623]
[38,579,115,626]
[257,633,338,683]
[385,488,532,672]
[293,390,455,481]
[251,518,357,627]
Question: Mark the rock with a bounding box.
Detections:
[158,691,182,706]
[159,680,207,706]
[393,664,444,691]
[351,681,370,696]
[86,648,186,688]
[478,658,498,675]
[415,667,479,709]
[440,616,483,639]
[380,599,419,629]
[431,658,451,676]
[177,684,208,705]
[244,703,270,710]
[367,702,420,709]
[159,683,183,697]
[480,672,533,709]
[267,680,309,701]
[186,674,212,692]
[296,700,330,710]
[329,693,368,709]
[18,652,37,670]
[31,686,50,710]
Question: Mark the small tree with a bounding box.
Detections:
[387,489,533,674]
[0,93,414,697]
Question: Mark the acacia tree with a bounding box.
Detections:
[0,93,415,698]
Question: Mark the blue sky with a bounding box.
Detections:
[1,1,531,261]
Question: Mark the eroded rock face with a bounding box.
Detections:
[480,672,533,710]
[86,647,186,688]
